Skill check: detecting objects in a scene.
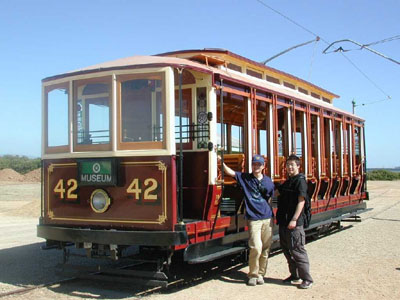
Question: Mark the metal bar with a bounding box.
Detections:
[261,37,319,64]
[323,39,400,65]
[211,80,224,239]
[178,68,184,224]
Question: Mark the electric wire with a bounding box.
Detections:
[363,35,400,47]
[340,52,392,100]
[354,98,391,108]
[255,0,392,102]
[324,35,400,53]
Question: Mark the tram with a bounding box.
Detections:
[37,49,367,285]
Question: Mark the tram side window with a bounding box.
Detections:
[46,83,69,150]
[310,114,318,176]
[323,118,331,175]
[216,92,246,154]
[175,89,192,146]
[354,126,362,164]
[119,73,165,148]
[277,106,288,157]
[74,79,111,146]
[334,121,341,174]
[256,100,270,155]
[294,110,305,159]
[342,124,349,175]
[275,105,289,177]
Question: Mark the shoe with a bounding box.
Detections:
[257,276,264,285]
[283,275,302,284]
[247,277,257,286]
[298,280,313,289]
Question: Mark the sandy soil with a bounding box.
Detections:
[0,181,399,299]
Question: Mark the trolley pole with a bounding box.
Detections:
[352,99,356,114]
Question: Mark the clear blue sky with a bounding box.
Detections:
[0,0,399,168]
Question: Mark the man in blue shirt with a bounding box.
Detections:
[218,154,274,286]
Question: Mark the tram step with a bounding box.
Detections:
[188,246,246,264]
[56,263,168,287]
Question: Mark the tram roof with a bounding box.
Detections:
[159,48,339,100]
[42,49,362,121]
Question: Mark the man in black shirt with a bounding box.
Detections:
[276,154,313,289]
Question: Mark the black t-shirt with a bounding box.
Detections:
[276,173,308,227]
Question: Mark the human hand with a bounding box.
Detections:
[287,220,297,229]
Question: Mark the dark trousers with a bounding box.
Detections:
[279,225,313,282]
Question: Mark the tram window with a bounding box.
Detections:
[175,89,192,146]
[294,110,304,158]
[310,114,318,176]
[310,115,318,159]
[256,100,269,157]
[46,83,69,149]
[320,117,332,176]
[75,80,110,146]
[216,123,244,153]
[216,123,228,152]
[216,91,246,155]
[334,121,341,174]
[277,106,288,157]
[118,73,165,149]
[354,126,361,161]
[231,125,243,153]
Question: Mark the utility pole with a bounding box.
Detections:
[352,99,356,114]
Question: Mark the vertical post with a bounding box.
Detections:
[211,79,224,239]
[352,99,356,114]
[178,68,184,224]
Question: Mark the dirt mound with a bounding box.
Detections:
[0,168,25,182]
[24,168,41,182]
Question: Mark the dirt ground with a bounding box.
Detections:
[0,180,399,300]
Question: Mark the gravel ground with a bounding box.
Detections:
[0,181,399,300]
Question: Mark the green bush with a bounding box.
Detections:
[0,155,41,174]
[367,169,400,181]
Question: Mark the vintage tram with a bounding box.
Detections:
[37,49,367,285]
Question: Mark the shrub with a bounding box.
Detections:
[367,169,400,181]
[0,155,41,174]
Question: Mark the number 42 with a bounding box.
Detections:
[126,178,158,202]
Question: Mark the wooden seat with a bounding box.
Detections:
[218,153,245,184]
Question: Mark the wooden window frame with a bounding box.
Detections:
[73,76,112,152]
[44,81,70,154]
[116,72,166,150]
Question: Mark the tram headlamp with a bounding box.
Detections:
[90,189,111,213]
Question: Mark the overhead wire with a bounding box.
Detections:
[363,35,400,47]
[355,98,391,108]
[255,0,393,102]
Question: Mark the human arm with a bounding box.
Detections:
[217,155,236,177]
[287,196,305,229]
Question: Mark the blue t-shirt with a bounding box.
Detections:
[234,171,274,220]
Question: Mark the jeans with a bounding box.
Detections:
[247,218,273,278]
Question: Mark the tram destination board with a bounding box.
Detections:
[77,158,118,186]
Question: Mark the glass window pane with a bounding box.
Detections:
[175,88,192,144]
[121,76,164,143]
[75,81,110,145]
[47,85,69,147]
